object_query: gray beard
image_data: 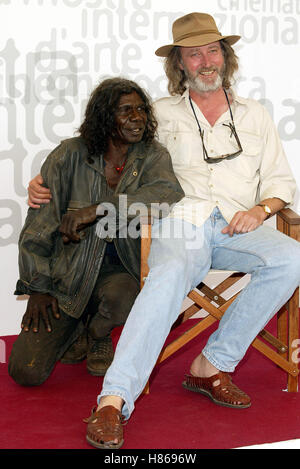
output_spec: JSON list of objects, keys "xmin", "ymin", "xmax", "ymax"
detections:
[
  {"xmin": 188, "ymin": 73, "xmax": 223, "ymax": 93},
  {"xmin": 182, "ymin": 63, "xmax": 225, "ymax": 93}
]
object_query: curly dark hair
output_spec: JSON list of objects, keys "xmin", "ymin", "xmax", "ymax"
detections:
[{"xmin": 78, "ymin": 78, "xmax": 157, "ymax": 159}]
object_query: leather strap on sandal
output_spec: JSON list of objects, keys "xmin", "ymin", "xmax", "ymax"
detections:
[
  {"xmin": 85, "ymin": 405, "xmax": 125, "ymax": 449},
  {"xmin": 183, "ymin": 371, "xmax": 251, "ymax": 409}
]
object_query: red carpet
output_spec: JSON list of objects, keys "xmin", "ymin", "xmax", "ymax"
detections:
[{"xmin": 1, "ymin": 319, "xmax": 300, "ymax": 449}]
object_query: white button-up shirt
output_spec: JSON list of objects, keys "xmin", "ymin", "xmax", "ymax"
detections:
[{"xmin": 154, "ymin": 88, "xmax": 296, "ymax": 226}]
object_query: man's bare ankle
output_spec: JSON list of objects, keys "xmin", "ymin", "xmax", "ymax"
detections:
[
  {"xmin": 97, "ymin": 395, "xmax": 124, "ymax": 412},
  {"xmin": 190, "ymin": 353, "xmax": 219, "ymax": 378}
]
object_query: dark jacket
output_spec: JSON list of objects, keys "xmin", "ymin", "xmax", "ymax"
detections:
[{"xmin": 15, "ymin": 137, "xmax": 184, "ymax": 318}]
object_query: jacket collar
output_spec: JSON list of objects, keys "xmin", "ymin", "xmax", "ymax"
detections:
[{"xmin": 126, "ymin": 141, "xmax": 148, "ymax": 165}]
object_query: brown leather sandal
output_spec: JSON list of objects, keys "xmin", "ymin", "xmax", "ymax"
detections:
[
  {"xmin": 85, "ymin": 405, "xmax": 125, "ymax": 449},
  {"xmin": 182, "ymin": 371, "xmax": 251, "ymax": 409}
]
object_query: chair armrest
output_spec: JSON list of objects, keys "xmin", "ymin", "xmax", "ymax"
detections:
[
  {"xmin": 140, "ymin": 215, "xmax": 154, "ymax": 226},
  {"xmin": 140, "ymin": 216, "xmax": 153, "ymax": 288},
  {"xmin": 277, "ymin": 208, "xmax": 300, "ymax": 242},
  {"xmin": 277, "ymin": 208, "xmax": 300, "ymax": 225}
]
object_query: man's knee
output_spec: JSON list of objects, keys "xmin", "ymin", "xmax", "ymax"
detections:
[
  {"xmin": 277, "ymin": 239, "xmax": 300, "ymax": 278},
  {"xmin": 284, "ymin": 249, "xmax": 300, "ymax": 284},
  {"xmin": 8, "ymin": 353, "xmax": 49, "ymax": 386},
  {"xmin": 7, "ymin": 319, "xmax": 73, "ymax": 386},
  {"xmin": 148, "ymin": 256, "xmax": 194, "ymax": 295},
  {"xmin": 260, "ymin": 238, "xmax": 300, "ymax": 299}
]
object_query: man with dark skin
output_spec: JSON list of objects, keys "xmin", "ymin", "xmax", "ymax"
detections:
[{"xmin": 9, "ymin": 77, "xmax": 183, "ymax": 385}]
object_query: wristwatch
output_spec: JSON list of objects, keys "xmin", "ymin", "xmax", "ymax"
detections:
[{"xmin": 257, "ymin": 203, "xmax": 272, "ymax": 219}]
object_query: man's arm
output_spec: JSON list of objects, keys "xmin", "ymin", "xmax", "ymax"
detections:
[
  {"xmin": 223, "ymin": 104, "xmax": 295, "ymax": 237},
  {"xmin": 222, "ymin": 197, "xmax": 286, "ymax": 237},
  {"xmin": 18, "ymin": 143, "xmax": 71, "ymax": 331},
  {"xmin": 27, "ymin": 173, "xmax": 98, "ymax": 243},
  {"xmin": 59, "ymin": 204, "xmax": 98, "ymax": 242},
  {"xmin": 28, "ymin": 174, "xmax": 51, "ymax": 208}
]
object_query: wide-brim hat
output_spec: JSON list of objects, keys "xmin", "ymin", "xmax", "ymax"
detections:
[{"xmin": 155, "ymin": 12, "xmax": 240, "ymax": 57}]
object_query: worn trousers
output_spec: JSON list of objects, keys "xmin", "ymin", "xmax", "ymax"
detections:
[{"xmin": 8, "ymin": 262, "xmax": 139, "ymax": 386}]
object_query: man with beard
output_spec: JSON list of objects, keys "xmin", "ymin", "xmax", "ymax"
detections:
[{"xmin": 28, "ymin": 13, "xmax": 300, "ymax": 449}]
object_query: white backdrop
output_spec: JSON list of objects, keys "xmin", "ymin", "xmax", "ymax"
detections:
[{"xmin": 1, "ymin": 0, "xmax": 300, "ymax": 336}]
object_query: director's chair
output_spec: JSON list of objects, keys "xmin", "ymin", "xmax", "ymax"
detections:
[{"xmin": 140, "ymin": 208, "xmax": 300, "ymax": 393}]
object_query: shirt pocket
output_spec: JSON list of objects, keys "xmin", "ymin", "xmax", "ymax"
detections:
[
  {"xmin": 230, "ymin": 129, "xmax": 263, "ymax": 180},
  {"xmin": 159, "ymin": 124, "xmax": 202, "ymax": 167}
]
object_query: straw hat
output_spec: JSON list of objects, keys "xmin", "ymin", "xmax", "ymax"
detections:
[{"xmin": 155, "ymin": 12, "xmax": 240, "ymax": 57}]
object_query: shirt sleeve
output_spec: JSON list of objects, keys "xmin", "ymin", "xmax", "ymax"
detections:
[
  {"xmin": 258, "ymin": 107, "xmax": 296, "ymax": 205},
  {"xmin": 15, "ymin": 143, "xmax": 70, "ymax": 296}
]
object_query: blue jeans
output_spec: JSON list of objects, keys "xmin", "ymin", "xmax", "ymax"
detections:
[{"xmin": 98, "ymin": 208, "xmax": 300, "ymax": 419}]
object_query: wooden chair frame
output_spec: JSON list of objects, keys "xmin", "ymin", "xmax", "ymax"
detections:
[{"xmin": 140, "ymin": 208, "xmax": 300, "ymax": 393}]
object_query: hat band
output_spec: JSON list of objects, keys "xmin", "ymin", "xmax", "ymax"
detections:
[{"xmin": 175, "ymin": 29, "xmax": 222, "ymax": 43}]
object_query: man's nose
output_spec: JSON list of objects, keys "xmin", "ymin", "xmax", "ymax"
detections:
[
  {"xmin": 130, "ymin": 108, "xmax": 143, "ymax": 120},
  {"xmin": 200, "ymin": 53, "xmax": 212, "ymax": 68}
]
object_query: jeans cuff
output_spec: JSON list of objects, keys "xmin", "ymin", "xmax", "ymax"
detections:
[
  {"xmin": 201, "ymin": 349, "xmax": 235, "ymax": 373},
  {"xmin": 97, "ymin": 391, "xmax": 132, "ymax": 420}
]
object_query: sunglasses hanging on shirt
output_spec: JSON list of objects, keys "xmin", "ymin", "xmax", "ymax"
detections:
[{"xmin": 189, "ymin": 89, "xmax": 243, "ymax": 164}]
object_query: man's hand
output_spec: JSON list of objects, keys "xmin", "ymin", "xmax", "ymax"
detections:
[
  {"xmin": 222, "ymin": 206, "xmax": 266, "ymax": 237},
  {"xmin": 59, "ymin": 205, "xmax": 98, "ymax": 243},
  {"xmin": 28, "ymin": 174, "xmax": 51, "ymax": 208},
  {"xmin": 21, "ymin": 293, "xmax": 60, "ymax": 333}
]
